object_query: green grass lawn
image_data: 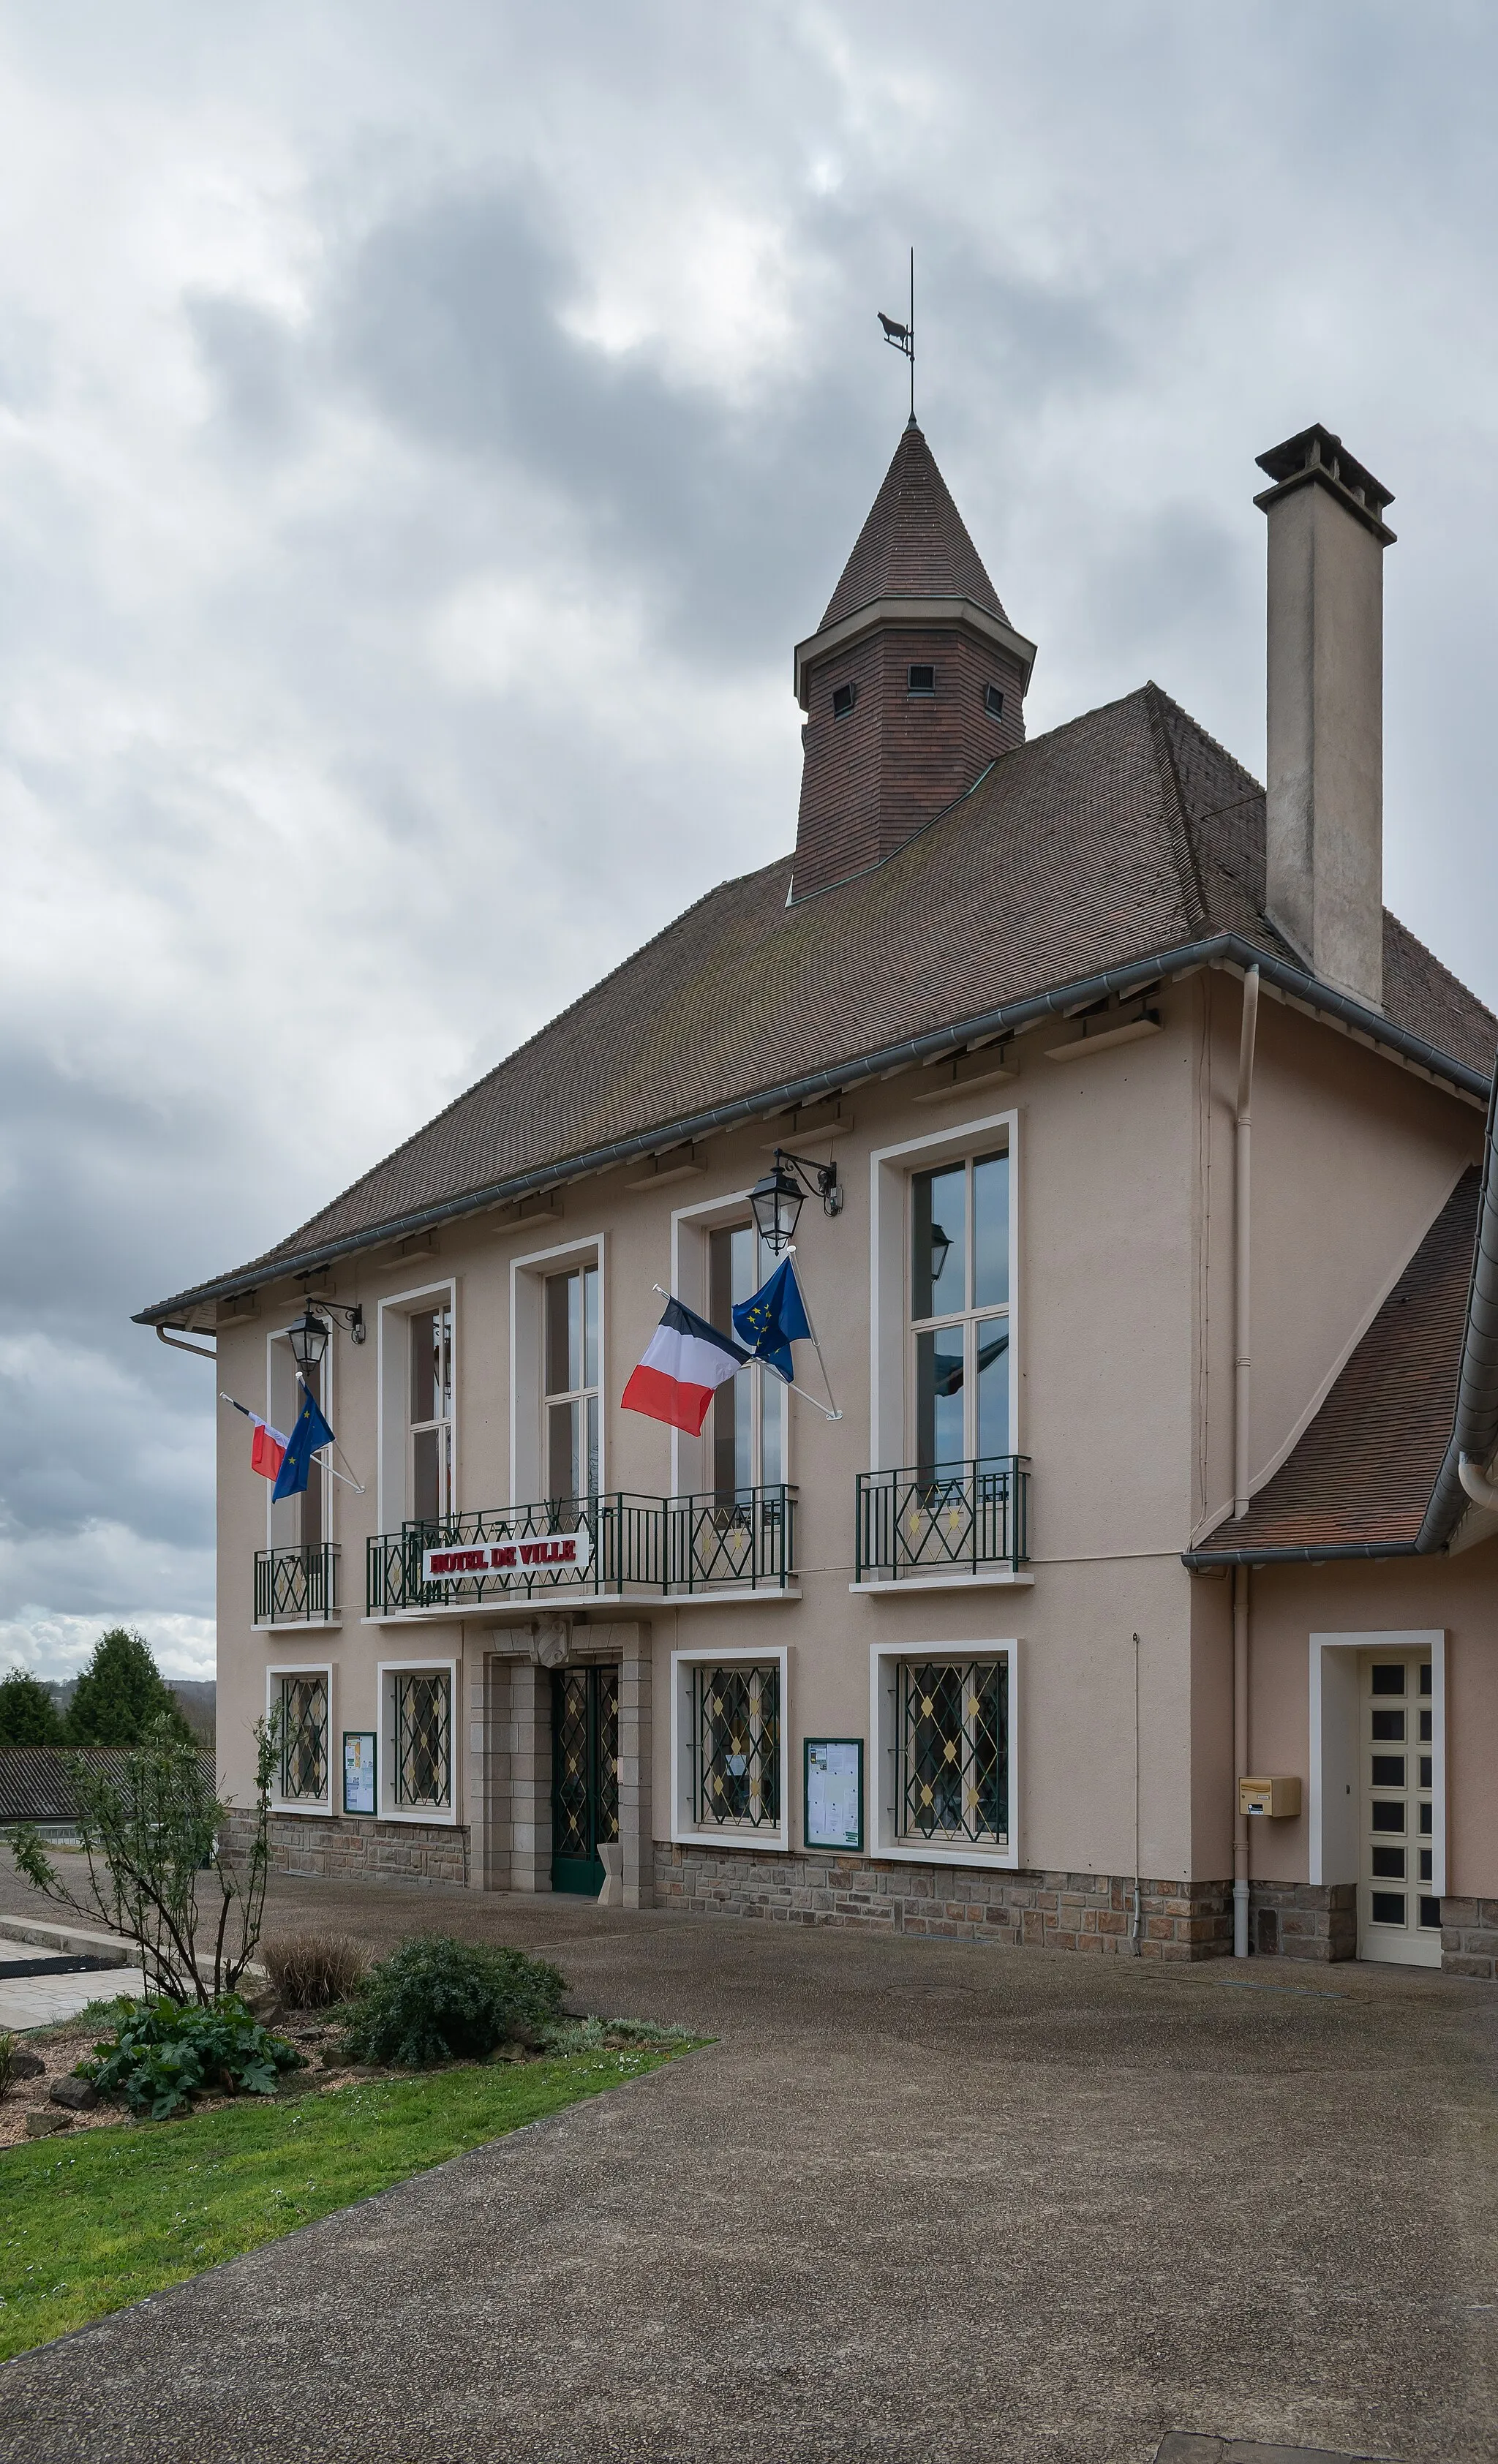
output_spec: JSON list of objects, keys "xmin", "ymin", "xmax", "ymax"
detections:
[{"xmin": 0, "ymin": 2048, "xmax": 682, "ymax": 2364}]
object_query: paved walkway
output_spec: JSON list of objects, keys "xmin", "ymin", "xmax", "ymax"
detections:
[{"xmin": 1, "ymin": 1861, "xmax": 1497, "ymax": 2463}]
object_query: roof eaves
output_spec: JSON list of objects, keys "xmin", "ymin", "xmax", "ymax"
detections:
[
  {"xmin": 1415, "ymin": 1062, "xmax": 1498, "ymax": 1553},
  {"xmin": 136, "ymin": 933, "xmax": 1495, "ymax": 1327}
]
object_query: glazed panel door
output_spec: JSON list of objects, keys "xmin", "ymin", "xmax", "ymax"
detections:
[{"xmin": 1358, "ymin": 1650, "xmax": 1441, "ymax": 1968}]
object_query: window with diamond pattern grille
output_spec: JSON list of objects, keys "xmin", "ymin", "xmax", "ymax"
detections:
[
  {"xmin": 897, "ymin": 1659, "xmax": 1006, "ymax": 1845},
  {"xmin": 694, "ymin": 1662, "xmax": 779, "ymax": 1829},
  {"xmin": 395, "ymin": 1670, "xmax": 451, "ymax": 1809},
  {"xmin": 278, "ymin": 1674, "xmax": 328, "ymax": 1803}
]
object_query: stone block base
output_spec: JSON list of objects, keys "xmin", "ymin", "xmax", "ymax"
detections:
[
  {"xmin": 227, "ymin": 1808, "xmax": 470, "ymax": 1888},
  {"xmin": 1247, "ymin": 1880, "xmax": 1356, "ymax": 1962},
  {"xmin": 655, "ymin": 1844, "xmax": 1232, "ymax": 1959},
  {"xmin": 1441, "ymin": 1896, "xmax": 1498, "ymax": 1978}
]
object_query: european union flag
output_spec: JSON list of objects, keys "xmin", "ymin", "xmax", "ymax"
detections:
[
  {"xmin": 271, "ymin": 1381, "xmax": 336, "ymax": 1502},
  {"xmin": 732, "ymin": 1256, "xmax": 813, "ymax": 1384}
]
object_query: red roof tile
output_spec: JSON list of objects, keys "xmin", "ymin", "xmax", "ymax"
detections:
[{"xmin": 818, "ymin": 423, "xmax": 1008, "ymax": 629}]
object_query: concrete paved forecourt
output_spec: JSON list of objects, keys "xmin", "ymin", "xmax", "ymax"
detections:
[{"xmin": 1, "ymin": 1857, "xmax": 1496, "ymax": 2464}]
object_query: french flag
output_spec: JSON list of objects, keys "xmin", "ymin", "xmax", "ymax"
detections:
[
  {"xmin": 622, "ymin": 1297, "xmax": 748, "ymax": 1436},
  {"xmin": 250, "ymin": 1417, "xmax": 287, "ymax": 1481}
]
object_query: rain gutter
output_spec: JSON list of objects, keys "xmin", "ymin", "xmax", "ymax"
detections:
[
  {"xmin": 1415, "ymin": 1058, "xmax": 1498, "ymax": 1553},
  {"xmin": 135, "ymin": 930, "xmax": 1493, "ymax": 1327}
]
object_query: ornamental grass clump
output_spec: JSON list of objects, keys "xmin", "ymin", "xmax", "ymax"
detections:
[
  {"xmin": 79, "ymin": 1994, "xmax": 306, "ymax": 2120},
  {"xmin": 339, "ymin": 1934, "xmax": 567, "ymax": 2069},
  {"xmin": 263, "ymin": 1930, "xmax": 370, "ymax": 2011}
]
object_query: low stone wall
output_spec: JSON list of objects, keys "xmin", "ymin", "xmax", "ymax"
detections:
[
  {"xmin": 1247, "ymin": 1880, "xmax": 1357, "ymax": 1962},
  {"xmin": 655, "ymin": 1843, "xmax": 1232, "ymax": 1959},
  {"xmin": 227, "ymin": 1808, "xmax": 470, "ymax": 1888},
  {"xmin": 1441, "ymin": 1897, "xmax": 1498, "ymax": 1979}
]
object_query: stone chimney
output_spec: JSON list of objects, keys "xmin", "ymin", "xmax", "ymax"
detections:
[
  {"xmin": 789, "ymin": 423, "xmax": 1036, "ymax": 903},
  {"xmin": 1254, "ymin": 424, "xmax": 1396, "ymax": 1010}
]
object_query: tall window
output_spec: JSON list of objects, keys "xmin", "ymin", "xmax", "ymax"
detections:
[
  {"xmin": 297, "ymin": 1356, "xmax": 325, "ymax": 1550},
  {"xmin": 708, "ymin": 1224, "xmax": 785, "ymax": 1498},
  {"xmin": 910, "ymin": 1150, "xmax": 1009, "ymax": 1469},
  {"xmin": 545, "ymin": 1264, "xmax": 599, "ymax": 1501},
  {"xmin": 409, "ymin": 1306, "xmax": 453, "ymax": 1523}
]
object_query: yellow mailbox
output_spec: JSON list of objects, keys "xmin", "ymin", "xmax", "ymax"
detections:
[{"xmin": 1239, "ymin": 1776, "xmax": 1302, "ymax": 1818}]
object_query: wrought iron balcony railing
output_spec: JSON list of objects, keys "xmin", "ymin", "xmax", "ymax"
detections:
[
  {"xmin": 254, "ymin": 1542, "xmax": 341, "ymax": 1625},
  {"xmin": 367, "ymin": 1494, "xmax": 664, "ymax": 1613},
  {"xmin": 667, "ymin": 1485, "xmax": 796, "ymax": 1593},
  {"xmin": 854, "ymin": 1456, "xmax": 1030, "ymax": 1583},
  {"xmin": 366, "ymin": 1487, "xmax": 799, "ymax": 1613}
]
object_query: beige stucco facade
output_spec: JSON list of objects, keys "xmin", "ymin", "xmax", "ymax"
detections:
[{"xmin": 212, "ymin": 958, "xmax": 1497, "ymax": 1970}]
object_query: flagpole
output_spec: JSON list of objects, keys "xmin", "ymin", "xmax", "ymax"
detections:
[{"xmin": 783, "ymin": 1247, "xmax": 842, "ymax": 1422}]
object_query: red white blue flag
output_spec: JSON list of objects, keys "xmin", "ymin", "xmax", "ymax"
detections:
[{"xmin": 622, "ymin": 1297, "xmax": 748, "ymax": 1436}]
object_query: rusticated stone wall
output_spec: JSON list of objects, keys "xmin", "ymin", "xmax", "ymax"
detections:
[
  {"xmin": 1247, "ymin": 1880, "xmax": 1357, "ymax": 1962},
  {"xmin": 1441, "ymin": 1896, "xmax": 1498, "ymax": 1979},
  {"xmin": 655, "ymin": 1843, "xmax": 1232, "ymax": 1960},
  {"xmin": 226, "ymin": 1807, "xmax": 470, "ymax": 1888}
]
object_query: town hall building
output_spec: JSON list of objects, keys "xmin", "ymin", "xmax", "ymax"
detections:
[{"xmin": 140, "ymin": 414, "xmax": 1498, "ymax": 1975}]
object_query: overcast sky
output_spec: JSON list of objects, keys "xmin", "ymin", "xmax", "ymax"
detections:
[{"xmin": 2, "ymin": 2, "xmax": 1497, "ymax": 1680}]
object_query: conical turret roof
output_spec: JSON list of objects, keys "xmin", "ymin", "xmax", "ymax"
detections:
[{"xmin": 819, "ymin": 421, "xmax": 1007, "ymax": 630}]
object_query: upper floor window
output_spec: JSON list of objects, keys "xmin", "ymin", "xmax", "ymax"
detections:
[
  {"xmin": 410, "ymin": 1305, "xmax": 453, "ymax": 1523},
  {"xmin": 907, "ymin": 663, "xmax": 936, "ymax": 696},
  {"xmin": 707, "ymin": 1224, "xmax": 786, "ymax": 1498},
  {"xmin": 983, "ymin": 682, "xmax": 1005, "ymax": 722},
  {"xmin": 910, "ymin": 1151, "xmax": 1009, "ymax": 1469},
  {"xmin": 270, "ymin": 1335, "xmax": 327, "ymax": 1553},
  {"xmin": 832, "ymin": 680, "xmax": 857, "ymax": 719},
  {"xmin": 546, "ymin": 1264, "xmax": 600, "ymax": 1501}
]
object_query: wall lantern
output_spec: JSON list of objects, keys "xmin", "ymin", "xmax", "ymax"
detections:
[
  {"xmin": 287, "ymin": 1297, "xmax": 364, "ymax": 1375},
  {"xmin": 927, "ymin": 1221, "xmax": 952, "ymax": 1286},
  {"xmin": 749, "ymin": 1149, "xmax": 843, "ymax": 1257}
]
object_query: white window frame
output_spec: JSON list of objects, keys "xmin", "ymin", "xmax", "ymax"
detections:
[
  {"xmin": 869, "ymin": 1108, "xmax": 1020, "ymax": 1477},
  {"xmin": 1309, "ymin": 1630, "xmax": 1446, "ymax": 1897},
  {"xmin": 669, "ymin": 1188, "xmax": 790, "ymax": 1500},
  {"xmin": 266, "ymin": 1660, "xmax": 334, "ymax": 1817},
  {"xmin": 264, "ymin": 1319, "xmax": 334, "ymax": 1552},
  {"xmin": 510, "ymin": 1235, "xmax": 605, "ymax": 1506},
  {"xmin": 868, "ymin": 1638, "xmax": 1020, "ymax": 1870},
  {"xmin": 377, "ymin": 1656, "xmax": 460, "ymax": 1827},
  {"xmin": 376, "ymin": 1278, "xmax": 458, "ymax": 1534},
  {"xmin": 669, "ymin": 1641, "xmax": 789, "ymax": 1853}
]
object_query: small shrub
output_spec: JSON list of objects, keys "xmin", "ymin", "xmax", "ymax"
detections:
[
  {"xmin": 263, "ymin": 1931, "xmax": 370, "ymax": 2011},
  {"xmin": 340, "ymin": 1934, "xmax": 567, "ymax": 2069},
  {"xmin": 78, "ymin": 1994, "xmax": 306, "ymax": 2120},
  {"xmin": 0, "ymin": 2031, "xmax": 14, "ymax": 2098}
]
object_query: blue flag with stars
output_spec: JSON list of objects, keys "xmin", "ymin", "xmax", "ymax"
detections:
[
  {"xmin": 732, "ymin": 1256, "xmax": 813, "ymax": 1384},
  {"xmin": 271, "ymin": 1381, "xmax": 336, "ymax": 1502}
]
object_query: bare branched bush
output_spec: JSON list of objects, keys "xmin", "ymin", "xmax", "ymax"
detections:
[
  {"xmin": 0, "ymin": 2031, "xmax": 15, "ymax": 2098},
  {"xmin": 262, "ymin": 1931, "xmax": 370, "ymax": 2011}
]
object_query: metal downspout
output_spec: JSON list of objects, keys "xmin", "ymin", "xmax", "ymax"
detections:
[{"xmin": 1232, "ymin": 967, "xmax": 1260, "ymax": 1958}]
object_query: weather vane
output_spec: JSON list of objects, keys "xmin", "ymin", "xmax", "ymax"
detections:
[{"xmin": 878, "ymin": 247, "xmax": 914, "ymax": 423}]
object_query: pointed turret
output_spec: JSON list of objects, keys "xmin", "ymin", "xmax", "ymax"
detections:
[{"xmin": 790, "ymin": 423, "xmax": 1036, "ymax": 901}]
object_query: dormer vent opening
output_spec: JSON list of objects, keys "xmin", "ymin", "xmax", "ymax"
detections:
[
  {"xmin": 832, "ymin": 681, "xmax": 857, "ymax": 720},
  {"xmin": 907, "ymin": 663, "xmax": 936, "ymax": 696},
  {"xmin": 983, "ymin": 682, "xmax": 1005, "ymax": 723}
]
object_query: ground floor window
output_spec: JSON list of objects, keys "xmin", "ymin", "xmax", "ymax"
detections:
[
  {"xmin": 379, "ymin": 1662, "xmax": 456, "ymax": 1819},
  {"xmin": 693, "ymin": 1662, "xmax": 780, "ymax": 1831},
  {"xmin": 897, "ymin": 1658, "xmax": 1008, "ymax": 1847},
  {"xmin": 271, "ymin": 1669, "xmax": 331, "ymax": 1809}
]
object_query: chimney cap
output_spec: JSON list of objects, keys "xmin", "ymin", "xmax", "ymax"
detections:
[{"xmin": 1254, "ymin": 423, "xmax": 1396, "ymax": 543}]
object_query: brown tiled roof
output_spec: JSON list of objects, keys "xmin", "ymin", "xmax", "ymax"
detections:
[
  {"xmin": 1192, "ymin": 1168, "xmax": 1480, "ymax": 1557},
  {"xmin": 819, "ymin": 423, "xmax": 1008, "ymax": 629},
  {"xmin": 140, "ymin": 683, "xmax": 1497, "ymax": 1318}
]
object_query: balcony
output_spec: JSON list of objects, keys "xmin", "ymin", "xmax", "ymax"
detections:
[
  {"xmin": 853, "ymin": 1456, "xmax": 1031, "ymax": 1589},
  {"xmin": 667, "ymin": 1485, "xmax": 795, "ymax": 1595},
  {"xmin": 254, "ymin": 1542, "xmax": 341, "ymax": 1627},
  {"xmin": 365, "ymin": 1487, "xmax": 797, "ymax": 1617}
]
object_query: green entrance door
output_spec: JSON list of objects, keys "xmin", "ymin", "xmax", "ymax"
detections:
[{"xmin": 550, "ymin": 1663, "xmax": 620, "ymax": 1894}]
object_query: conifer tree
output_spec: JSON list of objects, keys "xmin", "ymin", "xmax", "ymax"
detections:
[
  {"xmin": 67, "ymin": 1628, "xmax": 192, "ymax": 1749},
  {"xmin": 0, "ymin": 1665, "xmax": 66, "ymax": 1747}
]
